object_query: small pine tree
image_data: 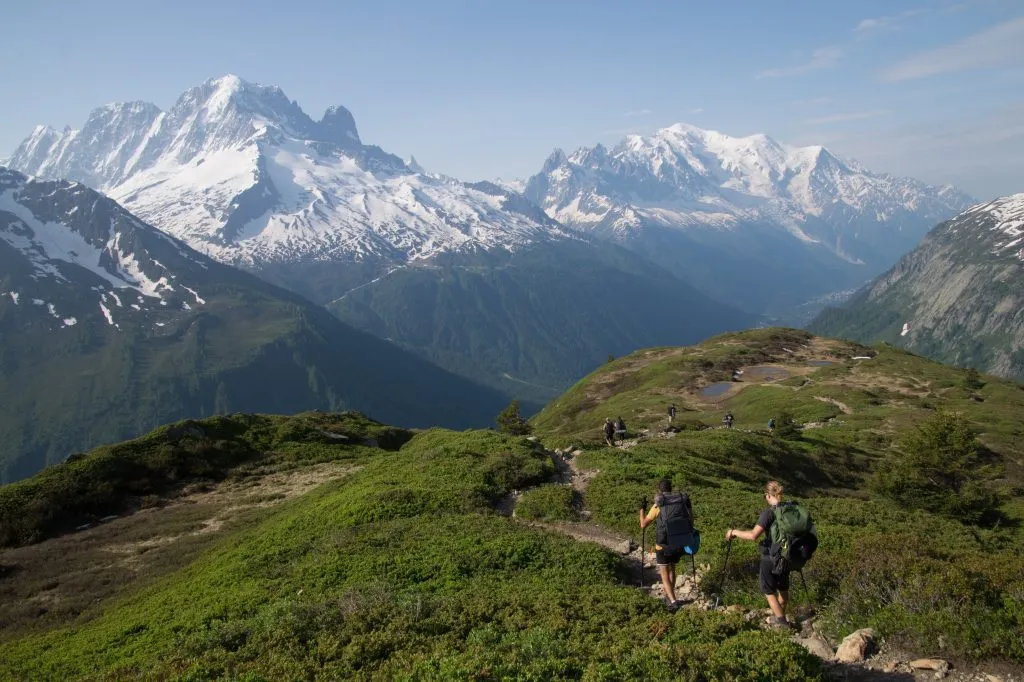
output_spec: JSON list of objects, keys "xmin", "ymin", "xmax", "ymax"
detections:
[
  {"xmin": 774, "ymin": 411, "xmax": 801, "ymax": 439},
  {"xmin": 872, "ymin": 411, "xmax": 1000, "ymax": 523},
  {"xmin": 496, "ymin": 399, "xmax": 533, "ymax": 436},
  {"xmin": 963, "ymin": 368, "xmax": 985, "ymax": 391},
  {"xmin": 607, "ymin": 354, "xmax": 615, "ymax": 364}
]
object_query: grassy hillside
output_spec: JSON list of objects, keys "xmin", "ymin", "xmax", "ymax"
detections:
[
  {"xmin": 1, "ymin": 329, "xmax": 1022, "ymax": 679},
  {"xmin": 532, "ymin": 328, "xmax": 1024, "ymax": 660},
  {"xmin": 0, "ymin": 416, "xmax": 821, "ymax": 681}
]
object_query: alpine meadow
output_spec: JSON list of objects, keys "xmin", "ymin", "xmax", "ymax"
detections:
[{"xmin": 2, "ymin": 2, "xmax": 1024, "ymax": 681}]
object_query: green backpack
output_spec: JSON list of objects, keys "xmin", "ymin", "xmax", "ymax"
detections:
[{"xmin": 768, "ymin": 501, "xmax": 817, "ymax": 573}]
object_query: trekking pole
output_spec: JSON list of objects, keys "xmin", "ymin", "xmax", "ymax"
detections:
[
  {"xmin": 639, "ymin": 497, "xmax": 648, "ymax": 589},
  {"xmin": 711, "ymin": 537, "xmax": 733, "ymax": 609},
  {"xmin": 798, "ymin": 569, "xmax": 810, "ymax": 603}
]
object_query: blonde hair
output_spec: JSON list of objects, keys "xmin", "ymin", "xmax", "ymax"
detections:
[{"xmin": 764, "ymin": 481, "xmax": 784, "ymax": 497}]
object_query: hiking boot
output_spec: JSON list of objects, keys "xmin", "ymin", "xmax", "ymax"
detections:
[
  {"xmin": 666, "ymin": 599, "xmax": 680, "ymax": 613},
  {"xmin": 766, "ymin": 616, "xmax": 792, "ymax": 630}
]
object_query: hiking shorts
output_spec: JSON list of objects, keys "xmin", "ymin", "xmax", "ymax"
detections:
[
  {"xmin": 759, "ymin": 555, "xmax": 790, "ymax": 594},
  {"xmin": 656, "ymin": 546, "xmax": 685, "ymax": 566}
]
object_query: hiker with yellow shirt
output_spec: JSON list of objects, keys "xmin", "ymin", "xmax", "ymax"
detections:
[{"xmin": 639, "ymin": 478, "xmax": 698, "ymax": 611}]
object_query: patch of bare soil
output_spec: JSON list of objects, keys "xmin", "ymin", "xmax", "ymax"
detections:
[
  {"xmin": 816, "ymin": 396, "xmax": 853, "ymax": 414},
  {"xmin": 0, "ymin": 460, "xmax": 358, "ymax": 640}
]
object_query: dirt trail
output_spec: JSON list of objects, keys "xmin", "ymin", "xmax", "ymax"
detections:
[{"xmin": 816, "ymin": 395, "xmax": 853, "ymax": 414}]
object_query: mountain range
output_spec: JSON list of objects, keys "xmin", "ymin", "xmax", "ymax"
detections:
[
  {"xmin": 811, "ymin": 194, "xmax": 1024, "ymax": 381},
  {"xmin": 6, "ymin": 74, "xmax": 980, "ymax": 401},
  {"xmin": 0, "ymin": 167, "xmax": 512, "ymax": 482},
  {"xmin": 523, "ymin": 124, "xmax": 974, "ymax": 318},
  {"xmin": 7, "ymin": 76, "xmax": 754, "ymax": 400}
]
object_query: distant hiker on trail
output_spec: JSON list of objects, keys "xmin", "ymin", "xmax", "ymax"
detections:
[
  {"xmin": 768, "ymin": 418, "xmax": 776, "ymax": 434},
  {"xmin": 603, "ymin": 418, "xmax": 615, "ymax": 447},
  {"xmin": 668, "ymin": 404, "xmax": 677, "ymax": 423},
  {"xmin": 723, "ymin": 412, "xmax": 734, "ymax": 429},
  {"xmin": 640, "ymin": 478, "xmax": 697, "ymax": 612},
  {"xmin": 615, "ymin": 417, "xmax": 627, "ymax": 442},
  {"xmin": 725, "ymin": 481, "xmax": 817, "ymax": 630}
]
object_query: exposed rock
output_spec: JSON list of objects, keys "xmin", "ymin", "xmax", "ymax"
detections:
[
  {"xmin": 983, "ymin": 674, "xmax": 1003, "ymax": 682},
  {"xmin": 615, "ymin": 540, "xmax": 633, "ymax": 555},
  {"xmin": 724, "ymin": 604, "xmax": 746, "ymax": 615},
  {"xmin": 835, "ymin": 628, "xmax": 876, "ymax": 663},
  {"xmin": 571, "ymin": 449, "xmax": 583, "ymax": 457},
  {"xmin": 794, "ymin": 636, "xmax": 834, "ymax": 661},
  {"xmin": 909, "ymin": 658, "xmax": 949, "ymax": 678}
]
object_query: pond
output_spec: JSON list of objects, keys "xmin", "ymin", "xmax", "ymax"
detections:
[
  {"xmin": 743, "ymin": 365, "xmax": 792, "ymax": 381},
  {"xmin": 701, "ymin": 382, "xmax": 733, "ymax": 398},
  {"xmin": 808, "ymin": 360, "xmax": 835, "ymax": 367}
]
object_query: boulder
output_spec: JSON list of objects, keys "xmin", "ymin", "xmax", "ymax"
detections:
[
  {"xmin": 795, "ymin": 636, "xmax": 834, "ymax": 661},
  {"xmin": 835, "ymin": 628, "xmax": 876, "ymax": 663},
  {"xmin": 909, "ymin": 659, "xmax": 949, "ymax": 678}
]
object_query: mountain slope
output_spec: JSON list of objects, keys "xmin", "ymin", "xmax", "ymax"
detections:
[
  {"xmin": 810, "ymin": 194, "xmax": 1024, "ymax": 380},
  {"xmin": 8, "ymin": 77, "xmax": 753, "ymax": 398},
  {"xmin": 524, "ymin": 124, "xmax": 973, "ymax": 318},
  {"xmin": 329, "ymin": 229, "xmax": 753, "ymax": 402},
  {"xmin": 0, "ymin": 168, "xmax": 510, "ymax": 482}
]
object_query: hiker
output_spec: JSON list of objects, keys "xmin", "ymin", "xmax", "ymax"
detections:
[
  {"xmin": 723, "ymin": 412, "xmax": 734, "ymax": 429},
  {"xmin": 640, "ymin": 478, "xmax": 697, "ymax": 611},
  {"xmin": 768, "ymin": 418, "xmax": 776, "ymax": 434},
  {"xmin": 615, "ymin": 416, "xmax": 627, "ymax": 442},
  {"xmin": 668, "ymin": 404, "xmax": 677, "ymax": 423},
  {"xmin": 725, "ymin": 481, "xmax": 817, "ymax": 630},
  {"xmin": 603, "ymin": 418, "xmax": 615, "ymax": 447}
]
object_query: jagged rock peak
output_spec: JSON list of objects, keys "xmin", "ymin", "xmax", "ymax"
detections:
[{"xmin": 320, "ymin": 104, "xmax": 361, "ymax": 145}]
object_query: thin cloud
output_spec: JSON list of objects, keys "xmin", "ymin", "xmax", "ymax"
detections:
[
  {"xmin": 757, "ymin": 46, "xmax": 842, "ymax": 79},
  {"xmin": 881, "ymin": 16, "xmax": 1024, "ymax": 81},
  {"xmin": 792, "ymin": 96, "xmax": 833, "ymax": 107},
  {"xmin": 623, "ymin": 109, "xmax": 652, "ymax": 118},
  {"xmin": 853, "ymin": 8, "xmax": 927, "ymax": 35},
  {"xmin": 802, "ymin": 110, "xmax": 889, "ymax": 125},
  {"xmin": 688, "ymin": 107, "xmax": 704, "ymax": 115}
]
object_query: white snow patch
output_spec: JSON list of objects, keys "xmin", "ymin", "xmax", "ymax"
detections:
[
  {"xmin": 901, "ymin": 322, "xmax": 911, "ymax": 337},
  {"xmin": 62, "ymin": 317, "xmax": 77, "ymax": 326},
  {"xmin": 99, "ymin": 301, "xmax": 115, "ymax": 326},
  {"xmin": 47, "ymin": 303, "xmax": 58, "ymax": 317},
  {"xmin": 32, "ymin": 298, "xmax": 44, "ymax": 305},
  {"xmin": 182, "ymin": 301, "xmax": 191, "ymax": 311},
  {"xmin": 181, "ymin": 285, "xmax": 206, "ymax": 305},
  {"xmin": 6, "ymin": 292, "xmax": 18, "ymax": 305}
]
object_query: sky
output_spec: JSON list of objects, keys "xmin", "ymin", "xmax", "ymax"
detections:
[{"xmin": 1, "ymin": 0, "xmax": 1022, "ymax": 198}]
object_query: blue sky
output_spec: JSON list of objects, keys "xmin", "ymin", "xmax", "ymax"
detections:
[{"xmin": 1, "ymin": 0, "xmax": 1022, "ymax": 198}]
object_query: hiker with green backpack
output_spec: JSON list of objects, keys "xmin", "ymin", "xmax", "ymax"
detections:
[{"xmin": 725, "ymin": 481, "xmax": 817, "ymax": 629}]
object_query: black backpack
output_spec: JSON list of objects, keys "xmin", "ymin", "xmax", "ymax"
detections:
[{"xmin": 655, "ymin": 492, "xmax": 696, "ymax": 551}]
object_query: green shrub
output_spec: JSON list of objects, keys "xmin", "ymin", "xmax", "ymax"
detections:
[
  {"xmin": 872, "ymin": 411, "xmax": 1001, "ymax": 523},
  {"xmin": 517, "ymin": 485, "xmax": 580, "ymax": 522}
]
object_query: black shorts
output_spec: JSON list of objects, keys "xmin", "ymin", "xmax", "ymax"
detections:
[
  {"xmin": 656, "ymin": 546, "xmax": 685, "ymax": 566},
  {"xmin": 759, "ymin": 555, "xmax": 790, "ymax": 594}
]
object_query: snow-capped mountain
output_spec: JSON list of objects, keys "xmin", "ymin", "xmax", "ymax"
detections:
[
  {"xmin": 0, "ymin": 167, "xmax": 215, "ymax": 330},
  {"xmin": 523, "ymin": 123, "xmax": 974, "ymax": 317},
  {"xmin": 812, "ymin": 193, "xmax": 1024, "ymax": 381},
  {"xmin": 0, "ymin": 167, "xmax": 513, "ymax": 482},
  {"xmin": 8, "ymin": 75, "xmax": 566, "ymax": 288},
  {"xmin": 6, "ymin": 77, "xmax": 756, "ymax": 401}
]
